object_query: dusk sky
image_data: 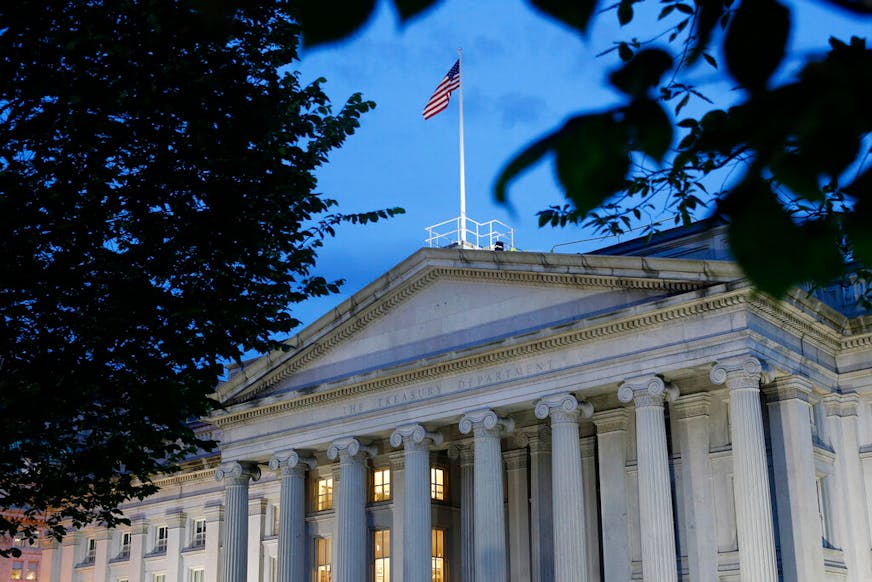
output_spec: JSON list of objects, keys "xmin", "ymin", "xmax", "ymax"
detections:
[{"xmin": 285, "ymin": 0, "xmax": 869, "ymax": 329}]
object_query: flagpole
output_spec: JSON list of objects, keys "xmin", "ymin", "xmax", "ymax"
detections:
[{"xmin": 457, "ymin": 47, "xmax": 467, "ymax": 246}]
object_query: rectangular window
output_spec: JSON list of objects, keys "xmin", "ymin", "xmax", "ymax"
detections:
[
  {"xmin": 432, "ymin": 529, "xmax": 445, "ymax": 582},
  {"xmin": 192, "ymin": 518, "xmax": 207, "ymax": 547},
  {"xmin": 817, "ymin": 475, "xmax": 835, "ymax": 547},
  {"xmin": 153, "ymin": 575, "xmax": 166, "ymax": 582},
  {"xmin": 119, "ymin": 531, "xmax": 131, "ymax": 558},
  {"xmin": 11, "ymin": 561, "xmax": 23, "ymax": 580},
  {"xmin": 272, "ymin": 505, "xmax": 281, "ymax": 536},
  {"xmin": 155, "ymin": 525, "xmax": 168, "ymax": 553},
  {"xmin": 315, "ymin": 477, "xmax": 334, "ymax": 511},
  {"xmin": 25, "ymin": 562, "xmax": 38, "ymax": 580},
  {"xmin": 372, "ymin": 467, "xmax": 391, "ymax": 502},
  {"xmin": 314, "ymin": 537, "xmax": 331, "ymax": 582},
  {"xmin": 373, "ymin": 529, "xmax": 390, "ymax": 582},
  {"xmin": 86, "ymin": 537, "xmax": 97, "ymax": 562},
  {"xmin": 431, "ymin": 467, "xmax": 446, "ymax": 501},
  {"xmin": 117, "ymin": 578, "xmax": 129, "ymax": 582},
  {"xmin": 190, "ymin": 568, "xmax": 205, "ymax": 582}
]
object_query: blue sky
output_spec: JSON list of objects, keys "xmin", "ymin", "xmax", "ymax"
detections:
[{"xmin": 286, "ymin": 0, "xmax": 869, "ymax": 329}]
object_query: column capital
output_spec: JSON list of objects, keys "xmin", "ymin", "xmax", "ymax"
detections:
[
  {"xmin": 204, "ymin": 503, "xmax": 223, "ymax": 524},
  {"xmin": 503, "ymin": 448, "xmax": 528, "ymax": 470},
  {"xmin": 823, "ymin": 392, "xmax": 861, "ymax": 417},
  {"xmin": 534, "ymin": 393, "xmax": 593, "ymax": 424},
  {"xmin": 618, "ymin": 376, "xmax": 678, "ymax": 408},
  {"xmin": 459, "ymin": 408, "xmax": 514, "ymax": 437},
  {"xmin": 592, "ymin": 408, "xmax": 629, "ymax": 433},
  {"xmin": 762, "ymin": 376, "xmax": 813, "ymax": 403},
  {"xmin": 710, "ymin": 356, "xmax": 770, "ymax": 390},
  {"xmin": 215, "ymin": 461, "xmax": 261, "ymax": 484},
  {"xmin": 390, "ymin": 423, "xmax": 443, "ymax": 449},
  {"xmin": 671, "ymin": 392, "xmax": 713, "ymax": 420},
  {"xmin": 164, "ymin": 509, "xmax": 186, "ymax": 529},
  {"xmin": 268, "ymin": 449, "xmax": 316, "ymax": 473},
  {"xmin": 96, "ymin": 528, "xmax": 114, "ymax": 541},
  {"xmin": 326, "ymin": 437, "xmax": 377, "ymax": 462}
]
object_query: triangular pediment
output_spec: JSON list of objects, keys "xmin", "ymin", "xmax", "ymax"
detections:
[{"xmin": 216, "ymin": 248, "xmax": 740, "ymax": 405}]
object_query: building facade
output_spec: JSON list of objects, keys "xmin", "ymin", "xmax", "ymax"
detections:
[{"xmin": 44, "ymin": 223, "xmax": 872, "ymax": 582}]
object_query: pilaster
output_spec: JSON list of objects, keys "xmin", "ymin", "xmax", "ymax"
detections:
[
  {"xmin": 247, "ymin": 498, "xmax": 267, "ymax": 582},
  {"xmin": 38, "ymin": 537, "xmax": 61, "ymax": 582},
  {"xmin": 593, "ymin": 408, "xmax": 631, "ymax": 582},
  {"xmin": 618, "ymin": 376, "xmax": 679, "ymax": 582},
  {"xmin": 215, "ymin": 460, "xmax": 261, "ymax": 582},
  {"xmin": 459, "ymin": 409, "xmax": 513, "ymax": 582},
  {"xmin": 520, "ymin": 425, "xmax": 553, "ymax": 582},
  {"xmin": 93, "ymin": 528, "xmax": 112, "ymax": 582},
  {"xmin": 503, "ymin": 448, "xmax": 531, "ymax": 582},
  {"xmin": 534, "ymin": 393, "xmax": 593, "ymax": 582},
  {"xmin": 458, "ymin": 443, "xmax": 475, "ymax": 582},
  {"xmin": 203, "ymin": 504, "xmax": 223, "ymax": 582},
  {"xmin": 763, "ymin": 377, "xmax": 825, "ymax": 582},
  {"xmin": 388, "ymin": 450, "xmax": 406, "ymax": 582},
  {"xmin": 164, "ymin": 510, "xmax": 185, "ymax": 582},
  {"xmin": 327, "ymin": 437, "xmax": 376, "ymax": 582},
  {"xmin": 710, "ymin": 356, "xmax": 778, "ymax": 582},
  {"xmin": 59, "ymin": 534, "xmax": 76, "ymax": 582}
]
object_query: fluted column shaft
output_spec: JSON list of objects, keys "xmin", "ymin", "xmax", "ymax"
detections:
[
  {"xmin": 459, "ymin": 445, "xmax": 475, "ymax": 582},
  {"xmin": 764, "ymin": 378, "xmax": 824, "ymax": 582},
  {"xmin": 215, "ymin": 461, "xmax": 260, "ymax": 582},
  {"xmin": 270, "ymin": 450, "xmax": 316, "ymax": 582},
  {"xmin": 711, "ymin": 357, "xmax": 778, "ymax": 582},
  {"xmin": 391, "ymin": 424, "xmax": 443, "ymax": 582},
  {"xmin": 618, "ymin": 377, "xmax": 678, "ymax": 582},
  {"xmin": 535, "ymin": 394, "xmax": 592, "ymax": 582},
  {"xmin": 328, "ymin": 438, "xmax": 375, "ymax": 582},
  {"xmin": 592, "ymin": 409, "xmax": 631, "ymax": 582},
  {"xmin": 460, "ymin": 409, "xmax": 513, "ymax": 582}
]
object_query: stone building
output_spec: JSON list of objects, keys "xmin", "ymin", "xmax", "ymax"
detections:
[{"xmin": 44, "ymin": 221, "xmax": 872, "ymax": 582}]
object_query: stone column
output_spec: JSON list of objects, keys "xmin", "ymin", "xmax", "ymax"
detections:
[
  {"xmin": 764, "ymin": 377, "xmax": 825, "ymax": 582},
  {"xmin": 458, "ymin": 443, "xmax": 475, "ymax": 582},
  {"xmin": 824, "ymin": 393, "xmax": 872, "ymax": 582},
  {"xmin": 503, "ymin": 448, "xmax": 531, "ymax": 582},
  {"xmin": 391, "ymin": 424, "xmax": 443, "ymax": 582},
  {"xmin": 671, "ymin": 393, "xmax": 718, "ymax": 582},
  {"xmin": 93, "ymin": 529, "xmax": 111, "ymax": 582},
  {"xmin": 710, "ymin": 357, "xmax": 778, "ymax": 582},
  {"xmin": 215, "ymin": 461, "xmax": 261, "ymax": 582},
  {"xmin": 270, "ymin": 450, "xmax": 316, "ymax": 582},
  {"xmin": 166, "ymin": 510, "xmax": 185, "ymax": 582},
  {"xmin": 618, "ymin": 376, "xmax": 679, "ymax": 582},
  {"xmin": 204, "ymin": 504, "xmax": 223, "ymax": 582},
  {"xmin": 327, "ymin": 437, "xmax": 376, "ymax": 582},
  {"xmin": 459, "ymin": 409, "xmax": 513, "ymax": 582},
  {"xmin": 388, "ymin": 450, "xmax": 406, "ymax": 582},
  {"xmin": 593, "ymin": 409, "xmax": 631, "ymax": 582},
  {"xmin": 38, "ymin": 537, "xmax": 60, "ymax": 582},
  {"xmin": 534, "ymin": 393, "xmax": 593, "ymax": 582},
  {"xmin": 523, "ymin": 426, "xmax": 554, "ymax": 582}
]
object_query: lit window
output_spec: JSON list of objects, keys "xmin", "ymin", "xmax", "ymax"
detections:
[
  {"xmin": 372, "ymin": 468, "xmax": 391, "ymax": 502},
  {"xmin": 431, "ymin": 467, "xmax": 446, "ymax": 501},
  {"xmin": 315, "ymin": 477, "xmax": 334, "ymax": 511},
  {"xmin": 119, "ymin": 531, "xmax": 131, "ymax": 558},
  {"xmin": 86, "ymin": 537, "xmax": 97, "ymax": 562},
  {"xmin": 25, "ymin": 562, "xmax": 38, "ymax": 580},
  {"xmin": 192, "ymin": 518, "xmax": 206, "ymax": 547},
  {"xmin": 373, "ymin": 529, "xmax": 390, "ymax": 582},
  {"xmin": 314, "ymin": 537, "xmax": 331, "ymax": 582},
  {"xmin": 155, "ymin": 526, "xmax": 168, "ymax": 553},
  {"xmin": 432, "ymin": 529, "xmax": 445, "ymax": 582},
  {"xmin": 11, "ymin": 561, "xmax": 23, "ymax": 580},
  {"xmin": 190, "ymin": 568, "xmax": 205, "ymax": 582}
]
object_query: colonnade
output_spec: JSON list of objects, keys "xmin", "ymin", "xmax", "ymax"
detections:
[{"xmin": 212, "ymin": 355, "xmax": 860, "ymax": 582}]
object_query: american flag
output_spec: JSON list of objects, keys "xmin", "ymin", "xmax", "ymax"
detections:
[{"xmin": 423, "ymin": 60, "xmax": 461, "ymax": 120}]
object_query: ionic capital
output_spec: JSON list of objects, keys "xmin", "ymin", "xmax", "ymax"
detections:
[
  {"xmin": 389, "ymin": 423, "xmax": 443, "ymax": 450},
  {"xmin": 326, "ymin": 437, "xmax": 377, "ymax": 462},
  {"xmin": 761, "ymin": 376, "xmax": 813, "ymax": 404},
  {"xmin": 534, "ymin": 393, "xmax": 593, "ymax": 424},
  {"xmin": 618, "ymin": 376, "xmax": 678, "ymax": 408},
  {"xmin": 458, "ymin": 408, "xmax": 514, "ymax": 438},
  {"xmin": 670, "ymin": 393, "xmax": 712, "ymax": 420},
  {"xmin": 591, "ymin": 408, "xmax": 629, "ymax": 433},
  {"xmin": 215, "ymin": 461, "xmax": 261, "ymax": 484},
  {"xmin": 710, "ymin": 356, "xmax": 769, "ymax": 391},
  {"xmin": 268, "ymin": 449, "xmax": 316, "ymax": 474},
  {"xmin": 823, "ymin": 392, "xmax": 861, "ymax": 418}
]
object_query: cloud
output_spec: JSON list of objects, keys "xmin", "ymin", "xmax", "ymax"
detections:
[{"xmin": 496, "ymin": 93, "xmax": 548, "ymax": 129}]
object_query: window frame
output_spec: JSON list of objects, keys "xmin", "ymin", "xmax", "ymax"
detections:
[
  {"xmin": 371, "ymin": 466, "xmax": 391, "ymax": 503},
  {"xmin": 430, "ymin": 465, "xmax": 448, "ymax": 502},
  {"xmin": 372, "ymin": 528, "xmax": 390, "ymax": 582},
  {"xmin": 313, "ymin": 476, "xmax": 334, "ymax": 512},
  {"xmin": 154, "ymin": 525, "xmax": 168, "ymax": 553},
  {"xmin": 431, "ymin": 528, "xmax": 446, "ymax": 582},
  {"xmin": 192, "ymin": 518, "xmax": 207, "ymax": 548},
  {"xmin": 313, "ymin": 536, "xmax": 331, "ymax": 582}
]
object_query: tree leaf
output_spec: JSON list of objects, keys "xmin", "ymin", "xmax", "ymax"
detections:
[
  {"xmin": 724, "ymin": 0, "xmax": 790, "ymax": 91},
  {"xmin": 703, "ymin": 52, "xmax": 718, "ymax": 69},
  {"xmin": 624, "ymin": 98, "xmax": 673, "ymax": 162},
  {"xmin": 392, "ymin": 0, "xmax": 440, "ymax": 21},
  {"xmin": 527, "ymin": 0, "xmax": 600, "ymax": 35},
  {"xmin": 618, "ymin": 0, "xmax": 634, "ymax": 25},
  {"xmin": 618, "ymin": 42, "xmax": 635, "ymax": 62},
  {"xmin": 495, "ymin": 132, "xmax": 559, "ymax": 203},
  {"xmin": 295, "ymin": 1, "xmax": 377, "ymax": 47},
  {"xmin": 609, "ymin": 48, "xmax": 674, "ymax": 97}
]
